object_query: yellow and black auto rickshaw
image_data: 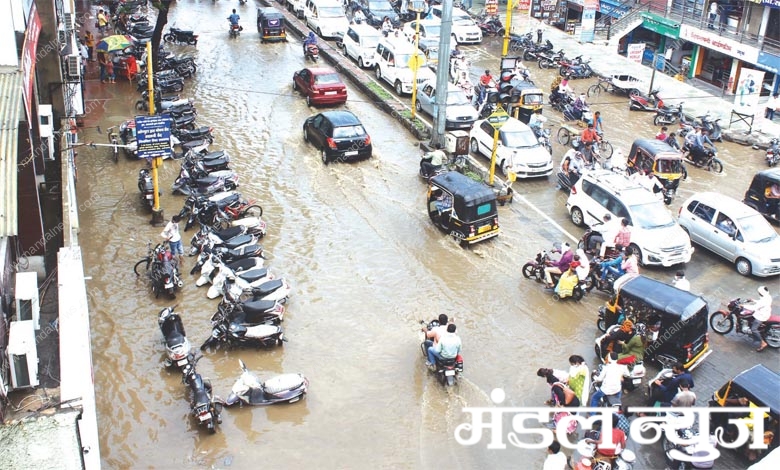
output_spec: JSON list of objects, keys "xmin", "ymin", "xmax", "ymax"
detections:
[
  {"xmin": 709, "ymin": 364, "xmax": 780, "ymax": 463},
  {"xmin": 597, "ymin": 274, "xmax": 712, "ymax": 371},
  {"xmin": 256, "ymin": 7, "xmax": 287, "ymax": 42},
  {"xmin": 626, "ymin": 138, "xmax": 684, "ymax": 205},
  {"xmin": 506, "ymin": 81, "xmax": 544, "ymax": 125},
  {"xmin": 427, "ymin": 171, "xmax": 500, "ymax": 246},
  {"xmin": 743, "ymin": 167, "xmax": 780, "ymax": 224}
]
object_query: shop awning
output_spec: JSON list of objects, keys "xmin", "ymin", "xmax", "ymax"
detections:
[{"xmin": 0, "ymin": 69, "xmax": 23, "ymax": 237}]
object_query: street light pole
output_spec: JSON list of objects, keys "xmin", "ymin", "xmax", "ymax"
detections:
[
  {"xmin": 502, "ymin": 0, "xmax": 514, "ymax": 57},
  {"xmin": 410, "ymin": 3, "xmax": 425, "ymax": 119},
  {"xmin": 431, "ymin": 0, "xmax": 455, "ymax": 147}
]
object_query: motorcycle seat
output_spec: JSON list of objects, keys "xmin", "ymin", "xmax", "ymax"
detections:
[
  {"xmin": 604, "ymin": 393, "xmax": 622, "ymax": 407},
  {"xmin": 244, "ymin": 323, "xmax": 280, "ymax": 339},
  {"xmin": 222, "ymin": 234, "xmax": 254, "ymax": 250},
  {"xmin": 200, "ymin": 150, "xmax": 227, "ymax": 160},
  {"xmin": 263, "ymin": 373, "xmax": 306, "ymax": 395},
  {"xmin": 167, "ymin": 104, "xmax": 195, "ymax": 115},
  {"xmin": 437, "ymin": 357, "xmax": 457, "ymax": 367},
  {"xmin": 241, "ymin": 298, "xmax": 276, "ymax": 315},
  {"xmin": 226, "ymin": 256, "xmax": 259, "ymax": 272},
  {"xmin": 251, "ymin": 279, "xmax": 283, "ymax": 297},
  {"xmin": 165, "ymin": 332, "xmax": 186, "ymax": 349},
  {"xmin": 214, "ymin": 194, "xmax": 241, "ymax": 208},
  {"xmin": 201, "ymin": 157, "xmax": 230, "ymax": 169},
  {"xmin": 193, "ymin": 176, "xmax": 220, "ymax": 186},
  {"xmin": 224, "ymin": 244, "xmax": 262, "ymax": 258},
  {"xmin": 214, "ymin": 226, "xmax": 243, "ymax": 240},
  {"xmin": 181, "ymin": 139, "xmax": 207, "ymax": 151},
  {"xmin": 172, "ymin": 28, "xmax": 194, "ymax": 35},
  {"xmin": 237, "ymin": 267, "xmax": 269, "ymax": 283}
]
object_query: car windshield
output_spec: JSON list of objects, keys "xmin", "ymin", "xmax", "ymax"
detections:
[
  {"xmin": 314, "ymin": 73, "xmax": 341, "ymax": 85},
  {"xmin": 396, "ymin": 54, "xmax": 427, "ymax": 68},
  {"xmin": 319, "ymin": 7, "xmax": 345, "ymax": 18},
  {"xmin": 368, "ymin": 1, "xmax": 392, "ymax": 10},
  {"xmin": 501, "ymin": 128, "xmax": 539, "ymax": 148},
  {"xmin": 657, "ymin": 158, "xmax": 683, "ymax": 173},
  {"xmin": 737, "ymin": 214, "xmax": 778, "ymax": 243},
  {"xmin": 333, "ymin": 124, "xmax": 366, "ymax": 138},
  {"xmin": 423, "ymin": 25, "xmax": 441, "ymax": 36},
  {"xmin": 629, "ymin": 202, "xmax": 676, "ymax": 229},
  {"xmin": 452, "ymin": 12, "xmax": 473, "ymax": 23},
  {"xmin": 447, "ymin": 91, "xmax": 470, "ymax": 106}
]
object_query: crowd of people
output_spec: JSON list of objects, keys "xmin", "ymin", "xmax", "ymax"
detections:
[{"xmin": 78, "ymin": 6, "xmax": 139, "ymax": 84}]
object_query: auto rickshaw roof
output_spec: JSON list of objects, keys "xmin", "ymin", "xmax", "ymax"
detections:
[
  {"xmin": 629, "ymin": 138, "xmax": 682, "ymax": 159},
  {"xmin": 431, "ymin": 171, "xmax": 496, "ymax": 211},
  {"xmin": 257, "ymin": 7, "xmax": 284, "ymax": 18},
  {"xmin": 511, "ymin": 80, "xmax": 543, "ymax": 94},
  {"xmin": 731, "ymin": 364, "xmax": 780, "ymax": 416},
  {"xmin": 617, "ymin": 274, "xmax": 706, "ymax": 321},
  {"xmin": 753, "ymin": 167, "xmax": 780, "ymax": 185}
]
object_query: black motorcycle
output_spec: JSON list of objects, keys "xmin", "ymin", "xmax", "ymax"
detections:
[
  {"xmin": 164, "ymin": 27, "xmax": 199, "ymax": 46},
  {"xmin": 764, "ymin": 138, "xmax": 779, "ymax": 167},
  {"xmin": 212, "ymin": 296, "xmax": 285, "ymax": 327},
  {"xmin": 172, "ymin": 126, "xmax": 213, "ymax": 143},
  {"xmin": 653, "ymin": 102, "xmax": 685, "ymax": 126},
  {"xmin": 681, "ymin": 143, "xmax": 723, "ymax": 173},
  {"xmin": 158, "ymin": 306, "xmax": 194, "ymax": 369},
  {"xmin": 537, "ymin": 49, "xmax": 565, "ymax": 70},
  {"xmin": 182, "ymin": 363, "xmax": 223, "ymax": 433},
  {"xmin": 137, "ymin": 168, "xmax": 156, "ymax": 209},
  {"xmin": 200, "ymin": 319, "xmax": 285, "ymax": 351},
  {"xmin": 587, "ymin": 258, "xmax": 619, "ymax": 296},
  {"xmin": 420, "ymin": 320, "xmax": 463, "ymax": 387},
  {"xmin": 522, "ymin": 39, "xmax": 553, "ymax": 62},
  {"xmin": 698, "ymin": 114, "xmax": 722, "ymax": 142},
  {"xmin": 477, "ymin": 16, "xmax": 504, "ymax": 37}
]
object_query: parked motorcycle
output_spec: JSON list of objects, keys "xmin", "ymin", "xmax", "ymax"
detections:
[
  {"xmin": 158, "ymin": 306, "xmax": 194, "ymax": 369},
  {"xmin": 225, "ymin": 360, "xmax": 307, "ymax": 407},
  {"xmin": 629, "ymin": 89, "xmax": 664, "ymax": 112},
  {"xmin": 164, "ymin": 27, "xmax": 199, "ymax": 46},
  {"xmin": 419, "ymin": 319, "xmax": 463, "ymax": 387},
  {"xmin": 537, "ymin": 49, "xmax": 565, "ymax": 70},
  {"xmin": 559, "ymin": 56, "xmax": 592, "ymax": 79},
  {"xmin": 137, "ymin": 168, "xmax": 156, "ymax": 209},
  {"xmin": 222, "ymin": 274, "xmax": 292, "ymax": 304},
  {"xmin": 171, "ymin": 166, "xmax": 239, "ymax": 197},
  {"xmin": 765, "ymin": 138, "xmax": 779, "ymax": 167},
  {"xmin": 653, "ymin": 102, "xmax": 684, "ymax": 126},
  {"xmin": 709, "ymin": 298, "xmax": 780, "ymax": 348},
  {"xmin": 697, "ymin": 114, "xmax": 723, "ymax": 142},
  {"xmin": 172, "ymin": 126, "xmax": 214, "ymax": 143},
  {"xmin": 681, "ymin": 143, "xmax": 723, "ymax": 173},
  {"xmin": 135, "ymin": 96, "xmax": 193, "ymax": 112},
  {"xmin": 207, "ymin": 262, "xmax": 279, "ymax": 299},
  {"xmin": 145, "ymin": 244, "xmax": 183, "ymax": 298},
  {"xmin": 182, "ymin": 362, "xmax": 223, "ymax": 433},
  {"xmin": 190, "ymin": 224, "xmax": 260, "ymax": 255},
  {"xmin": 212, "ymin": 296, "xmax": 286, "ymax": 326},
  {"xmin": 304, "ymin": 43, "xmax": 319, "ymax": 62},
  {"xmin": 200, "ymin": 319, "xmax": 285, "ymax": 351},
  {"xmin": 195, "ymin": 254, "xmax": 266, "ymax": 287},
  {"xmin": 477, "ymin": 16, "xmax": 504, "ymax": 37},
  {"xmin": 521, "ymin": 39, "xmax": 554, "ymax": 62}
]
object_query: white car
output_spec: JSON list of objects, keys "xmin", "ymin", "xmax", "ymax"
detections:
[
  {"xmin": 566, "ymin": 170, "xmax": 694, "ymax": 267},
  {"xmin": 401, "ymin": 20, "xmax": 457, "ymax": 62},
  {"xmin": 304, "ymin": 0, "xmax": 350, "ymax": 39},
  {"xmin": 468, "ymin": 117, "xmax": 553, "ymax": 178},
  {"xmin": 342, "ymin": 23, "xmax": 381, "ymax": 68},
  {"xmin": 416, "ymin": 80, "xmax": 477, "ymax": 130},
  {"xmin": 285, "ymin": 0, "xmax": 306, "ymax": 18},
  {"xmin": 374, "ymin": 37, "xmax": 435, "ymax": 96},
  {"xmin": 427, "ymin": 6, "xmax": 483, "ymax": 44}
]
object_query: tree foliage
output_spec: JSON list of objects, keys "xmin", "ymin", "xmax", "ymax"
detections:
[{"xmin": 150, "ymin": 0, "xmax": 173, "ymax": 71}]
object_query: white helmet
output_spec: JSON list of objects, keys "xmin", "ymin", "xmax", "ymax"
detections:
[{"xmin": 757, "ymin": 286, "xmax": 770, "ymax": 298}]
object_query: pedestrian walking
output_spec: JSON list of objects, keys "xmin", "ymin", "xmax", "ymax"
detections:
[
  {"xmin": 98, "ymin": 51, "xmax": 107, "ymax": 83},
  {"xmin": 105, "ymin": 56, "xmax": 115, "ymax": 83},
  {"xmin": 765, "ymin": 93, "xmax": 779, "ymax": 121},
  {"xmin": 84, "ymin": 32, "xmax": 95, "ymax": 61},
  {"xmin": 97, "ymin": 8, "xmax": 109, "ymax": 34}
]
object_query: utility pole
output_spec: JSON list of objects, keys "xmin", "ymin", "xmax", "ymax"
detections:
[
  {"xmin": 146, "ymin": 41, "xmax": 165, "ymax": 226},
  {"xmin": 431, "ymin": 0, "xmax": 455, "ymax": 147},
  {"xmin": 410, "ymin": 1, "xmax": 426, "ymax": 119},
  {"xmin": 501, "ymin": 0, "xmax": 514, "ymax": 57}
]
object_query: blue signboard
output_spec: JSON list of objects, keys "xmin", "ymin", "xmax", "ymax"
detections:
[
  {"xmin": 757, "ymin": 51, "xmax": 780, "ymax": 75},
  {"xmin": 135, "ymin": 115, "xmax": 172, "ymax": 160}
]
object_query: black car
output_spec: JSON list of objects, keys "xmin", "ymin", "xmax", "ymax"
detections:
[
  {"xmin": 303, "ymin": 111, "xmax": 372, "ymax": 164},
  {"xmin": 349, "ymin": 0, "xmax": 400, "ymax": 28}
]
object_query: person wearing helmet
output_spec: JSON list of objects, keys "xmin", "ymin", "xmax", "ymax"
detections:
[
  {"xmin": 303, "ymin": 31, "xmax": 317, "ymax": 55},
  {"xmin": 745, "ymin": 286, "xmax": 772, "ymax": 352}
]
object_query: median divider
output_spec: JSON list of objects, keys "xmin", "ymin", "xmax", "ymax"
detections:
[{"xmin": 259, "ymin": 0, "xmax": 431, "ymax": 140}]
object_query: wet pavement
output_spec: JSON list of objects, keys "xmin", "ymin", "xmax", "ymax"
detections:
[{"xmin": 70, "ymin": 1, "xmax": 779, "ymax": 469}]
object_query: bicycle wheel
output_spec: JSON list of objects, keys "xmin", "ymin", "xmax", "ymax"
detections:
[
  {"xmin": 133, "ymin": 257, "xmax": 151, "ymax": 276},
  {"xmin": 557, "ymin": 127, "xmax": 571, "ymax": 146},
  {"xmin": 587, "ymin": 84, "xmax": 602, "ymax": 98},
  {"xmin": 240, "ymin": 204, "xmax": 263, "ymax": 219},
  {"xmin": 599, "ymin": 141, "xmax": 613, "ymax": 159}
]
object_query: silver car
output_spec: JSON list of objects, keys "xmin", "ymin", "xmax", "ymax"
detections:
[
  {"xmin": 415, "ymin": 80, "xmax": 477, "ymax": 130},
  {"xmin": 678, "ymin": 192, "xmax": 780, "ymax": 277}
]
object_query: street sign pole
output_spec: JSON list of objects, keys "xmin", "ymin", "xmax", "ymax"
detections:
[
  {"xmin": 502, "ymin": 0, "xmax": 514, "ymax": 57},
  {"xmin": 409, "ymin": 4, "xmax": 425, "ymax": 119},
  {"xmin": 145, "ymin": 41, "xmax": 164, "ymax": 226},
  {"xmin": 489, "ymin": 127, "xmax": 500, "ymax": 185},
  {"xmin": 486, "ymin": 106, "xmax": 510, "ymax": 185}
]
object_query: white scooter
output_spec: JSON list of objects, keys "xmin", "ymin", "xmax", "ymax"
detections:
[
  {"xmin": 207, "ymin": 263, "xmax": 276, "ymax": 299},
  {"xmin": 196, "ymin": 255, "xmax": 266, "ymax": 287},
  {"xmin": 225, "ymin": 360, "xmax": 308, "ymax": 407}
]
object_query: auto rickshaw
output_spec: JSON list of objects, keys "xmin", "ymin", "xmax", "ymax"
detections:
[
  {"xmin": 743, "ymin": 168, "xmax": 780, "ymax": 224},
  {"xmin": 427, "ymin": 171, "xmax": 500, "ymax": 245},
  {"xmin": 625, "ymin": 138, "xmax": 684, "ymax": 205},
  {"xmin": 597, "ymin": 274, "xmax": 712, "ymax": 371},
  {"xmin": 256, "ymin": 7, "xmax": 287, "ymax": 42},
  {"xmin": 506, "ymin": 81, "xmax": 544, "ymax": 124},
  {"xmin": 709, "ymin": 364, "xmax": 780, "ymax": 464}
]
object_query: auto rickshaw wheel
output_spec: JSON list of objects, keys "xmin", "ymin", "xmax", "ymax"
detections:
[{"xmin": 735, "ymin": 257, "xmax": 752, "ymax": 276}]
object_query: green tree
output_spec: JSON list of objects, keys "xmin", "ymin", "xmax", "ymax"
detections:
[{"xmin": 149, "ymin": 0, "xmax": 173, "ymax": 71}]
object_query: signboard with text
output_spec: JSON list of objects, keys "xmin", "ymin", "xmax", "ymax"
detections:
[
  {"xmin": 679, "ymin": 24, "xmax": 759, "ymax": 63},
  {"xmin": 21, "ymin": 3, "xmax": 40, "ymax": 122},
  {"xmin": 580, "ymin": 8, "xmax": 596, "ymax": 43},
  {"xmin": 135, "ymin": 115, "xmax": 172, "ymax": 160},
  {"xmin": 640, "ymin": 12, "xmax": 680, "ymax": 39},
  {"xmin": 627, "ymin": 43, "xmax": 646, "ymax": 63}
]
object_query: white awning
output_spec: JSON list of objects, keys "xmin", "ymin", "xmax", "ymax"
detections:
[{"xmin": 0, "ymin": 68, "xmax": 23, "ymax": 237}]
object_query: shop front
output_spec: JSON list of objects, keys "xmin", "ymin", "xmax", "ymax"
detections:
[{"xmin": 622, "ymin": 13, "xmax": 684, "ymax": 67}]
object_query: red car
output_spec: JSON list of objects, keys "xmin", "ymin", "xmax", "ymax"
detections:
[{"xmin": 292, "ymin": 67, "xmax": 348, "ymax": 106}]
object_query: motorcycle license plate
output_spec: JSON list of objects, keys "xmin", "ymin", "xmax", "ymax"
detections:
[
  {"xmin": 632, "ymin": 378, "xmax": 642, "ymax": 385},
  {"xmin": 165, "ymin": 282, "xmax": 174, "ymax": 288},
  {"xmin": 146, "ymin": 194, "xmax": 153, "ymax": 199},
  {"xmin": 199, "ymin": 412, "xmax": 212, "ymax": 421},
  {"xmin": 177, "ymin": 359, "xmax": 188, "ymax": 366},
  {"xmin": 344, "ymin": 151, "xmax": 358, "ymax": 156},
  {"xmin": 445, "ymin": 370, "xmax": 456, "ymax": 376}
]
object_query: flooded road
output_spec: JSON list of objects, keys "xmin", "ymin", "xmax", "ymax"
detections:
[{"xmin": 73, "ymin": 3, "xmax": 777, "ymax": 469}]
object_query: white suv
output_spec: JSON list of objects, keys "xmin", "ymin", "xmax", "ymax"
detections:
[
  {"xmin": 374, "ymin": 37, "xmax": 435, "ymax": 96},
  {"xmin": 285, "ymin": 0, "xmax": 306, "ymax": 18},
  {"xmin": 566, "ymin": 170, "xmax": 694, "ymax": 267},
  {"xmin": 342, "ymin": 23, "xmax": 381, "ymax": 68},
  {"xmin": 428, "ymin": 5, "xmax": 483, "ymax": 44},
  {"xmin": 304, "ymin": 0, "xmax": 349, "ymax": 39}
]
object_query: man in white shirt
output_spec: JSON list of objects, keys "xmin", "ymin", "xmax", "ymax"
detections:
[
  {"xmin": 745, "ymin": 286, "xmax": 772, "ymax": 352},
  {"xmin": 672, "ymin": 270, "xmax": 690, "ymax": 291},
  {"xmin": 427, "ymin": 324, "xmax": 462, "ymax": 367},
  {"xmin": 543, "ymin": 441, "xmax": 568, "ymax": 470},
  {"xmin": 708, "ymin": 2, "xmax": 718, "ymax": 29},
  {"xmin": 161, "ymin": 214, "xmax": 184, "ymax": 266},
  {"xmin": 589, "ymin": 352, "xmax": 629, "ymax": 408}
]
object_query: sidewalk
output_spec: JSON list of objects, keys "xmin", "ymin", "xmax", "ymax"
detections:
[{"xmin": 467, "ymin": 2, "xmax": 779, "ymax": 147}]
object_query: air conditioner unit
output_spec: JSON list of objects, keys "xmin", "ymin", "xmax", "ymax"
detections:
[
  {"xmin": 64, "ymin": 12, "xmax": 75, "ymax": 33},
  {"xmin": 15, "ymin": 272, "xmax": 40, "ymax": 330},
  {"xmin": 39, "ymin": 104, "xmax": 53, "ymax": 138},
  {"xmin": 66, "ymin": 54, "xmax": 81, "ymax": 81},
  {"xmin": 7, "ymin": 320, "xmax": 39, "ymax": 390}
]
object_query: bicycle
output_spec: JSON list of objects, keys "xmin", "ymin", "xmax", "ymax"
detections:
[
  {"xmin": 587, "ymin": 77, "xmax": 612, "ymax": 98},
  {"xmin": 133, "ymin": 241, "xmax": 156, "ymax": 276},
  {"xmin": 107, "ymin": 126, "xmax": 119, "ymax": 163}
]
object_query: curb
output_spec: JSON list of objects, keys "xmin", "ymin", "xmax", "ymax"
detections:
[{"xmin": 259, "ymin": 0, "xmax": 430, "ymax": 141}]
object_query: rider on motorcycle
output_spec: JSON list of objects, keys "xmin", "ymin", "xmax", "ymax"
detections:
[
  {"xmin": 528, "ymin": 109, "xmax": 547, "ymax": 136},
  {"xmin": 572, "ymin": 93, "xmax": 588, "ymax": 122},
  {"xmin": 589, "ymin": 352, "xmax": 630, "ymax": 408},
  {"xmin": 744, "ymin": 285, "xmax": 772, "ymax": 352},
  {"xmin": 420, "ymin": 145, "xmax": 447, "ymax": 178},
  {"xmin": 425, "ymin": 324, "xmax": 462, "ymax": 369},
  {"xmin": 303, "ymin": 31, "xmax": 318, "ymax": 55},
  {"xmin": 475, "ymin": 70, "xmax": 494, "ymax": 106},
  {"xmin": 228, "ymin": 9, "xmax": 240, "ymax": 27},
  {"xmin": 422, "ymin": 314, "xmax": 449, "ymax": 351}
]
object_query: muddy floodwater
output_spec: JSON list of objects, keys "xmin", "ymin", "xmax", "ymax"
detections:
[{"xmin": 73, "ymin": 3, "xmax": 775, "ymax": 469}]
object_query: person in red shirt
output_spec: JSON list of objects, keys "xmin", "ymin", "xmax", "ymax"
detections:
[
  {"xmin": 614, "ymin": 218, "xmax": 631, "ymax": 248},
  {"xmin": 587, "ymin": 414, "xmax": 627, "ymax": 460},
  {"xmin": 479, "ymin": 69, "xmax": 494, "ymax": 86}
]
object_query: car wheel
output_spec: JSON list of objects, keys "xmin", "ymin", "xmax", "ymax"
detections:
[
  {"xmin": 358, "ymin": 56, "xmax": 364, "ymax": 68},
  {"xmin": 303, "ymin": 127, "xmax": 309, "ymax": 142},
  {"xmin": 395, "ymin": 81, "xmax": 403, "ymax": 96},
  {"xmin": 306, "ymin": 95, "xmax": 312, "ymax": 107},
  {"xmin": 735, "ymin": 257, "xmax": 752, "ymax": 276},
  {"xmin": 570, "ymin": 206, "xmax": 584, "ymax": 227},
  {"xmin": 375, "ymin": 66, "xmax": 382, "ymax": 80},
  {"xmin": 415, "ymin": 100, "xmax": 422, "ymax": 112},
  {"xmin": 317, "ymin": 28, "xmax": 323, "ymax": 37},
  {"xmin": 321, "ymin": 149, "xmax": 329, "ymax": 164},
  {"xmin": 499, "ymin": 159, "xmax": 508, "ymax": 176},
  {"xmin": 292, "ymin": 80, "xmax": 298, "ymax": 91},
  {"xmin": 629, "ymin": 243, "xmax": 644, "ymax": 267},
  {"xmin": 469, "ymin": 138, "xmax": 479, "ymax": 154}
]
